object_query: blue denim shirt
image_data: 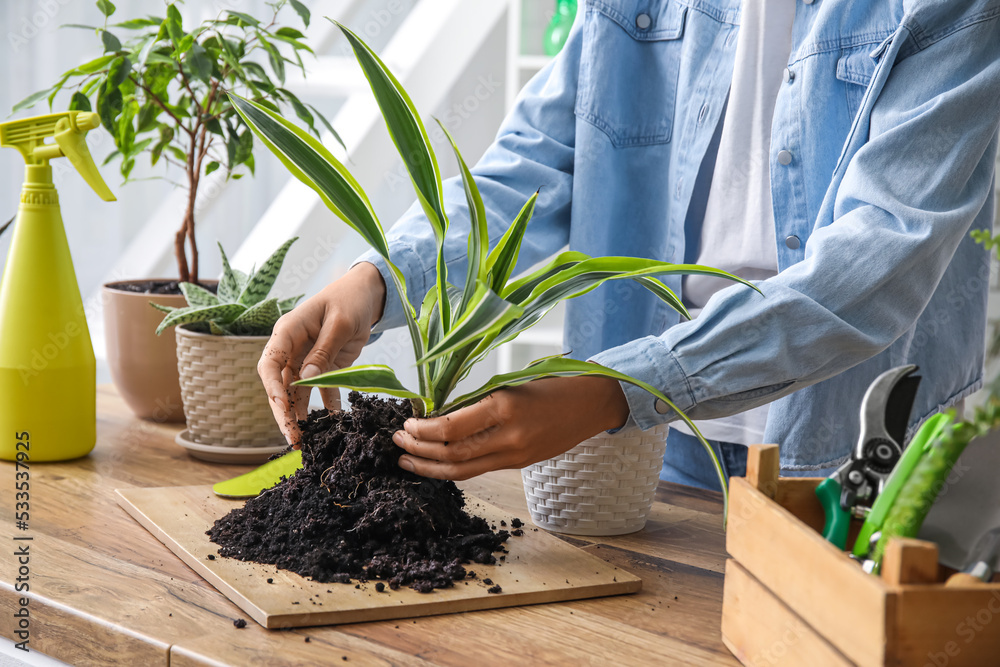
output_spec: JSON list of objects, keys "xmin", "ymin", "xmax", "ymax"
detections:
[{"xmin": 359, "ymin": 0, "xmax": 1000, "ymax": 474}]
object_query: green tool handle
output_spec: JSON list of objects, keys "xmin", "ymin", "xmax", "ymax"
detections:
[
  {"xmin": 817, "ymin": 477, "xmax": 851, "ymax": 549},
  {"xmin": 851, "ymin": 412, "xmax": 953, "ymax": 558}
]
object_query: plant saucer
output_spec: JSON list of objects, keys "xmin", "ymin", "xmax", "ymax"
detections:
[{"xmin": 175, "ymin": 430, "xmax": 287, "ymax": 464}]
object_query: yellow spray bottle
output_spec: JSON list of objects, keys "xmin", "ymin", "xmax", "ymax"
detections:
[{"xmin": 0, "ymin": 111, "xmax": 115, "ymax": 461}]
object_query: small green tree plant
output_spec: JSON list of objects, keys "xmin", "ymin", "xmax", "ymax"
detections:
[
  {"xmin": 13, "ymin": 0, "xmax": 338, "ymax": 284},
  {"xmin": 232, "ymin": 22, "xmax": 759, "ymax": 515},
  {"xmin": 152, "ymin": 237, "xmax": 303, "ymax": 336}
]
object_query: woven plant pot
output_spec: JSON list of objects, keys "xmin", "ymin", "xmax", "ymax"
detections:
[
  {"xmin": 521, "ymin": 423, "xmax": 669, "ymax": 536},
  {"xmin": 175, "ymin": 325, "xmax": 283, "ymax": 448}
]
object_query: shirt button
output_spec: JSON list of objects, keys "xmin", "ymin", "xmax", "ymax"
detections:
[
  {"xmin": 785, "ymin": 235, "xmax": 801, "ymax": 250},
  {"xmin": 783, "ymin": 68, "xmax": 794, "ymax": 83},
  {"xmin": 777, "ymin": 150, "xmax": 793, "ymax": 166},
  {"xmin": 635, "ymin": 13, "xmax": 652, "ymax": 30},
  {"xmin": 654, "ymin": 399, "xmax": 672, "ymax": 415}
]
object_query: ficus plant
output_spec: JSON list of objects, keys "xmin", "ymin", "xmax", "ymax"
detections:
[
  {"xmin": 232, "ymin": 21, "xmax": 759, "ymax": 514},
  {"xmin": 152, "ymin": 237, "xmax": 303, "ymax": 337},
  {"xmin": 13, "ymin": 0, "xmax": 339, "ymax": 284}
]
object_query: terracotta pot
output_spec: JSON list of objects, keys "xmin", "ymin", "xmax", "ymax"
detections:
[
  {"xmin": 175, "ymin": 325, "xmax": 283, "ymax": 447},
  {"xmin": 102, "ymin": 280, "xmax": 210, "ymax": 423},
  {"xmin": 521, "ymin": 423, "xmax": 669, "ymax": 536}
]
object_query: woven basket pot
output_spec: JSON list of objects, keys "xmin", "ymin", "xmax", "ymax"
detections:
[
  {"xmin": 521, "ymin": 423, "xmax": 669, "ymax": 536},
  {"xmin": 175, "ymin": 325, "xmax": 283, "ymax": 448}
]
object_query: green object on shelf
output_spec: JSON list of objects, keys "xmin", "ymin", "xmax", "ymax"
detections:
[{"xmin": 544, "ymin": 0, "xmax": 578, "ymax": 56}]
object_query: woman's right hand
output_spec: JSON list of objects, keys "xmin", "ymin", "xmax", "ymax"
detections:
[{"xmin": 258, "ymin": 261, "xmax": 387, "ymax": 445}]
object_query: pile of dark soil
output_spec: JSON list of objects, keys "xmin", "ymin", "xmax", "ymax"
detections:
[{"xmin": 207, "ymin": 392, "xmax": 509, "ymax": 593}]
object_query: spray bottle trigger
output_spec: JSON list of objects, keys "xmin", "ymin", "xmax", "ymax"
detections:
[{"xmin": 53, "ymin": 112, "xmax": 116, "ymax": 202}]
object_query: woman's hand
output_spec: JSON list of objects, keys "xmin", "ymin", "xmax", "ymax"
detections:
[
  {"xmin": 258, "ymin": 262, "xmax": 386, "ymax": 445},
  {"xmin": 392, "ymin": 376, "xmax": 631, "ymax": 480}
]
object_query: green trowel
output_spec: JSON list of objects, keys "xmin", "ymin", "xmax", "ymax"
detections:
[{"xmin": 212, "ymin": 450, "xmax": 303, "ymax": 498}]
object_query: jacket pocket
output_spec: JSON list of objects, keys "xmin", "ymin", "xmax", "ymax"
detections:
[
  {"xmin": 836, "ymin": 47, "xmax": 877, "ymax": 122},
  {"xmin": 575, "ymin": 0, "xmax": 687, "ymax": 147}
]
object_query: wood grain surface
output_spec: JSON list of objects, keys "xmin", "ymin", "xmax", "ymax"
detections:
[
  {"xmin": 0, "ymin": 385, "xmax": 738, "ymax": 666},
  {"xmin": 116, "ymin": 485, "xmax": 641, "ymax": 628}
]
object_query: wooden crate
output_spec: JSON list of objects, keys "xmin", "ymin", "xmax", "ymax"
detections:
[{"xmin": 721, "ymin": 444, "xmax": 1000, "ymax": 667}]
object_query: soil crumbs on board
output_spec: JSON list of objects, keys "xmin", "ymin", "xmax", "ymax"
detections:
[{"xmin": 208, "ymin": 392, "xmax": 510, "ymax": 593}]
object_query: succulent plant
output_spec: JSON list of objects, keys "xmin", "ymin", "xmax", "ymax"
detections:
[
  {"xmin": 153, "ymin": 237, "xmax": 302, "ymax": 336},
  {"xmin": 233, "ymin": 22, "xmax": 760, "ymax": 515}
]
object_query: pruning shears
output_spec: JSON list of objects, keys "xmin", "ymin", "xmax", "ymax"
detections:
[{"xmin": 816, "ymin": 365, "xmax": 922, "ymax": 549}]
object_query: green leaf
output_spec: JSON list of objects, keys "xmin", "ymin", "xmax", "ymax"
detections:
[
  {"xmin": 436, "ymin": 119, "xmax": 487, "ymax": 319},
  {"xmin": 209, "ymin": 321, "xmax": 234, "ymax": 336},
  {"xmin": 271, "ymin": 31, "xmax": 314, "ymax": 56},
  {"xmin": 165, "ymin": 4, "xmax": 184, "ymax": 45},
  {"xmin": 226, "ymin": 11, "xmax": 260, "ymax": 27},
  {"xmin": 155, "ymin": 303, "xmax": 246, "ymax": 335},
  {"xmin": 275, "ymin": 27, "xmax": 305, "ymax": 40},
  {"xmin": 106, "ymin": 56, "xmax": 132, "ymax": 89},
  {"xmin": 179, "ymin": 282, "xmax": 219, "ymax": 307},
  {"xmin": 501, "ymin": 250, "xmax": 590, "ymax": 302},
  {"xmin": 114, "ymin": 17, "xmax": 160, "ymax": 29},
  {"xmin": 96, "ymin": 0, "xmax": 116, "ymax": 17},
  {"xmin": 67, "ymin": 54, "xmax": 117, "ymax": 75},
  {"xmin": 97, "ymin": 85, "xmax": 122, "ymax": 134},
  {"xmin": 633, "ymin": 276, "xmax": 690, "ymax": 320},
  {"xmin": 230, "ymin": 297, "xmax": 281, "ymax": 335},
  {"xmin": 101, "ymin": 30, "xmax": 121, "ymax": 53},
  {"xmin": 235, "ymin": 129, "xmax": 253, "ymax": 164},
  {"xmin": 148, "ymin": 301, "xmax": 176, "ymax": 314},
  {"xmin": 278, "ymin": 294, "xmax": 304, "ymax": 315},
  {"xmin": 279, "ymin": 88, "xmax": 315, "ymax": 134},
  {"xmin": 495, "ymin": 258, "xmax": 752, "ymax": 349},
  {"xmin": 12, "ymin": 88, "xmax": 54, "ymax": 114},
  {"xmin": 205, "ymin": 161, "xmax": 220, "ymax": 175},
  {"xmin": 442, "ymin": 357, "xmax": 730, "ymax": 510},
  {"xmin": 187, "ymin": 43, "xmax": 213, "ymax": 84},
  {"xmin": 417, "ymin": 283, "xmax": 523, "ymax": 364},
  {"xmin": 332, "ymin": 20, "xmax": 447, "ymax": 243},
  {"xmin": 308, "ymin": 104, "xmax": 345, "ymax": 151},
  {"xmin": 486, "ymin": 191, "xmax": 538, "ymax": 293},
  {"xmin": 217, "ymin": 243, "xmax": 242, "ymax": 303},
  {"xmin": 294, "ymin": 365, "xmax": 425, "ymax": 401},
  {"xmin": 289, "ymin": 0, "xmax": 311, "ymax": 27},
  {"xmin": 258, "ymin": 35, "xmax": 285, "ymax": 83},
  {"xmin": 238, "ymin": 237, "xmax": 298, "ymax": 306}
]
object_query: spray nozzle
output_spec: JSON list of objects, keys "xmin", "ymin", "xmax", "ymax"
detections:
[{"xmin": 0, "ymin": 111, "xmax": 115, "ymax": 202}]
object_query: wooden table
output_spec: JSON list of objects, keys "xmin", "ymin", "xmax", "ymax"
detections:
[{"xmin": 0, "ymin": 386, "xmax": 739, "ymax": 666}]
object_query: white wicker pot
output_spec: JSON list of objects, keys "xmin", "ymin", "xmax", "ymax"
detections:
[
  {"xmin": 175, "ymin": 325, "xmax": 283, "ymax": 448},
  {"xmin": 521, "ymin": 423, "xmax": 669, "ymax": 536}
]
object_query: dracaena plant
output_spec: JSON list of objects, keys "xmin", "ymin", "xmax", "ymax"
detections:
[
  {"xmin": 231, "ymin": 21, "xmax": 759, "ymax": 513},
  {"xmin": 152, "ymin": 237, "xmax": 302, "ymax": 336},
  {"xmin": 13, "ymin": 0, "xmax": 338, "ymax": 284}
]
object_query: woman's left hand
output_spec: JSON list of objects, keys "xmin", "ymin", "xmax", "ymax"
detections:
[{"xmin": 393, "ymin": 376, "xmax": 631, "ymax": 480}]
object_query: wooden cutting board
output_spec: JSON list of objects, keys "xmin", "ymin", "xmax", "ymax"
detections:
[{"xmin": 116, "ymin": 485, "xmax": 641, "ymax": 628}]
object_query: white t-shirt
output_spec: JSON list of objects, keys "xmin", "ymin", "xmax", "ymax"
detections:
[{"xmin": 675, "ymin": 0, "xmax": 796, "ymax": 445}]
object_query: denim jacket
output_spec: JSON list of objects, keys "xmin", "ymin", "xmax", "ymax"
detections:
[{"xmin": 359, "ymin": 0, "xmax": 1000, "ymax": 474}]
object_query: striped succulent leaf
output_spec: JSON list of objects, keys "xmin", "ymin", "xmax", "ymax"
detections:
[
  {"xmin": 149, "ymin": 302, "xmax": 177, "ymax": 314},
  {"xmin": 180, "ymin": 282, "xmax": 220, "ymax": 308},
  {"xmin": 230, "ymin": 297, "xmax": 282, "ymax": 336},
  {"xmin": 154, "ymin": 303, "xmax": 246, "ymax": 335},
  {"xmin": 217, "ymin": 243, "xmax": 243, "ymax": 303},
  {"xmin": 278, "ymin": 294, "xmax": 304, "ymax": 315},
  {"xmin": 238, "ymin": 237, "xmax": 299, "ymax": 306}
]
